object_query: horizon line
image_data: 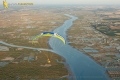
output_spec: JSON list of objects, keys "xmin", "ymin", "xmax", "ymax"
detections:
[{"xmin": 0, "ymin": 3, "xmax": 120, "ymax": 5}]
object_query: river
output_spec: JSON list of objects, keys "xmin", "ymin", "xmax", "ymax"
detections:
[
  {"xmin": 49, "ymin": 14, "xmax": 110, "ymax": 80},
  {"xmin": 0, "ymin": 14, "xmax": 110, "ymax": 80}
]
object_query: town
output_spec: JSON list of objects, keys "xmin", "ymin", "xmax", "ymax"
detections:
[{"xmin": 67, "ymin": 5, "xmax": 120, "ymax": 80}]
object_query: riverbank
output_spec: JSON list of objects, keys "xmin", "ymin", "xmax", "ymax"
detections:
[
  {"xmin": 48, "ymin": 40, "xmax": 74, "ymax": 80},
  {"xmin": 60, "ymin": 56, "xmax": 76, "ymax": 80},
  {"xmin": 48, "ymin": 14, "xmax": 110, "ymax": 80},
  {"xmin": 85, "ymin": 53, "xmax": 112, "ymax": 80},
  {"xmin": 67, "ymin": 13, "xmax": 111, "ymax": 80},
  {"xmin": 68, "ymin": 43, "xmax": 112, "ymax": 80},
  {"xmin": 76, "ymin": 48, "xmax": 112, "ymax": 80}
]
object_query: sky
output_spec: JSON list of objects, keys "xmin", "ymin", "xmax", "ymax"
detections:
[{"xmin": 1, "ymin": 0, "xmax": 120, "ymax": 4}]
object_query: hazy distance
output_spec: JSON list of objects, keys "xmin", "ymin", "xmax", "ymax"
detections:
[{"xmin": 0, "ymin": 0, "xmax": 120, "ymax": 5}]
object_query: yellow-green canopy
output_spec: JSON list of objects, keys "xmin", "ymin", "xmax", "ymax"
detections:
[{"xmin": 32, "ymin": 32, "xmax": 65, "ymax": 44}]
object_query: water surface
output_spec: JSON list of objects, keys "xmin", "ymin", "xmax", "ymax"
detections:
[{"xmin": 49, "ymin": 14, "xmax": 109, "ymax": 80}]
